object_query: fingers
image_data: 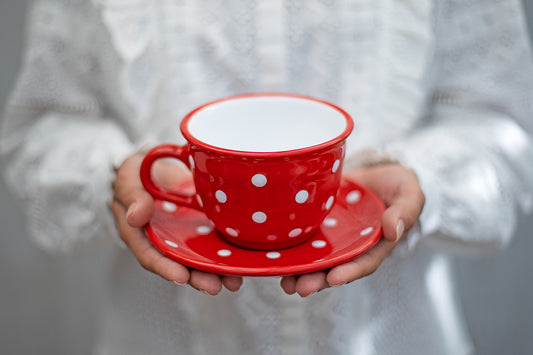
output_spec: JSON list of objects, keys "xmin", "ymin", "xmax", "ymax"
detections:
[
  {"xmin": 112, "ymin": 154, "xmax": 240, "ymax": 296},
  {"xmin": 280, "ymin": 240, "xmax": 396, "ymax": 296},
  {"xmin": 276, "ymin": 165, "xmax": 426, "ymax": 296},
  {"xmin": 114, "ymin": 199, "xmax": 244, "ymax": 295},
  {"xmin": 294, "ymin": 272, "xmax": 328, "ymax": 297},
  {"xmin": 187, "ymin": 271, "xmax": 244, "ymax": 295},
  {"xmin": 124, "ymin": 192, "xmax": 156, "ymax": 228},
  {"xmin": 326, "ymin": 239, "xmax": 397, "ymax": 286},
  {"xmin": 112, "ymin": 200, "xmax": 191, "ymax": 284},
  {"xmin": 280, "ymin": 276, "xmax": 297, "ymax": 295},
  {"xmin": 222, "ymin": 276, "xmax": 244, "ymax": 292},
  {"xmin": 280, "ymin": 272, "xmax": 328, "ymax": 297},
  {"xmin": 189, "ymin": 270, "xmax": 223, "ymax": 295},
  {"xmin": 281, "ymin": 240, "xmax": 396, "ymax": 296}
]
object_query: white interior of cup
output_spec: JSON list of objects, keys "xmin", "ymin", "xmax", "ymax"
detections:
[{"xmin": 185, "ymin": 96, "xmax": 350, "ymax": 152}]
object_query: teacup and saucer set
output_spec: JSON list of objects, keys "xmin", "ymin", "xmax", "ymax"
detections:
[{"xmin": 140, "ymin": 94, "xmax": 384, "ymax": 276}]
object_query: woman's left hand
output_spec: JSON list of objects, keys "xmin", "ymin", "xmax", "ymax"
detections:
[{"xmin": 280, "ymin": 164, "xmax": 425, "ymax": 297}]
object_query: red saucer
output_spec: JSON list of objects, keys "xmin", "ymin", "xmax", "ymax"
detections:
[{"xmin": 145, "ymin": 178, "xmax": 384, "ymax": 276}]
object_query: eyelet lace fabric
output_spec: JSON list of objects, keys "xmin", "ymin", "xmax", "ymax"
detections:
[{"xmin": 1, "ymin": 0, "xmax": 533, "ymax": 354}]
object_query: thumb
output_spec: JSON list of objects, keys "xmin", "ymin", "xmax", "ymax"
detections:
[
  {"xmin": 114, "ymin": 154, "xmax": 155, "ymax": 228},
  {"xmin": 124, "ymin": 190, "xmax": 156, "ymax": 228},
  {"xmin": 380, "ymin": 171, "xmax": 425, "ymax": 242},
  {"xmin": 381, "ymin": 194, "xmax": 422, "ymax": 242}
]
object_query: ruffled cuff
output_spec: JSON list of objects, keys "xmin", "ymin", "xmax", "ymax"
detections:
[{"xmin": 4, "ymin": 114, "xmax": 137, "ymax": 252}]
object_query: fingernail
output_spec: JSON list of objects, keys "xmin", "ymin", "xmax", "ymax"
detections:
[
  {"xmin": 173, "ymin": 280, "xmax": 187, "ymax": 285},
  {"xmin": 126, "ymin": 203, "xmax": 136, "ymax": 220},
  {"xmin": 396, "ymin": 219, "xmax": 405, "ymax": 242}
]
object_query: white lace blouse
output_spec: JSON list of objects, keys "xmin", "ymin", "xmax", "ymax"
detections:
[{"xmin": 2, "ymin": 0, "xmax": 533, "ymax": 354}]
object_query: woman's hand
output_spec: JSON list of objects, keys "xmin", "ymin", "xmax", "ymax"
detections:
[
  {"xmin": 280, "ymin": 164, "xmax": 425, "ymax": 297},
  {"xmin": 111, "ymin": 153, "xmax": 243, "ymax": 295}
]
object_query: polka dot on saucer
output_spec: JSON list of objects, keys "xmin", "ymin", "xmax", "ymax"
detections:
[
  {"xmin": 217, "ymin": 249, "xmax": 232, "ymax": 257},
  {"xmin": 323, "ymin": 217, "xmax": 338, "ymax": 227},
  {"xmin": 162, "ymin": 201, "xmax": 177, "ymax": 212},
  {"xmin": 266, "ymin": 251, "xmax": 281, "ymax": 259},
  {"xmin": 360, "ymin": 227, "xmax": 373, "ymax": 236},
  {"xmin": 312, "ymin": 240, "xmax": 327, "ymax": 248},
  {"xmin": 346, "ymin": 190, "xmax": 361, "ymax": 204},
  {"xmin": 164, "ymin": 240, "xmax": 178, "ymax": 248},
  {"xmin": 196, "ymin": 225, "xmax": 213, "ymax": 235}
]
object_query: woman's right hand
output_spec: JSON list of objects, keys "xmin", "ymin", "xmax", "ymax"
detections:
[{"xmin": 111, "ymin": 153, "xmax": 243, "ymax": 295}]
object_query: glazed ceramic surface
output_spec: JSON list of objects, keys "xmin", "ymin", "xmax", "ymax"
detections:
[
  {"xmin": 141, "ymin": 94, "xmax": 354, "ymax": 249},
  {"xmin": 145, "ymin": 178, "xmax": 384, "ymax": 276}
]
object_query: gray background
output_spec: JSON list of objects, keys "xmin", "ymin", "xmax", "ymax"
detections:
[{"xmin": 1, "ymin": 1, "xmax": 532, "ymax": 354}]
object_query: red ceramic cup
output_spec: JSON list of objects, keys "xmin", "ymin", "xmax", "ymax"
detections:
[{"xmin": 140, "ymin": 94, "xmax": 354, "ymax": 250}]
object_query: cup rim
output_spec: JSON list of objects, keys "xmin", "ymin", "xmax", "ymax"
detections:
[{"xmin": 180, "ymin": 93, "xmax": 354, "ymax": 158}]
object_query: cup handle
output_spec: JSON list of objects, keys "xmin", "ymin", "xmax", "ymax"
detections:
[{"xmin": 140, "ymin": 144, "xmax": 202, "ymax": 210}]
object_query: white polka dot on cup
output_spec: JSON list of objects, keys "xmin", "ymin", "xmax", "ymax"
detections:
[
  {"xmin": 215, "ymin": 190, "xmax": 227, "ymax": 203},
  {"xmin": 266, "ymin": 235, "xmax": 278, "ymax": 241},
  {"xmin": 332, "ymin": 159, "xmax": 340, "ymax": 173},
  {"xmin": 252, "ymin": 174, "xmax": 267, "ymax": 187},
  {"xmin": 196, "ymin": 195, "xmax": 204, "ymax": 207},
  {"xmin": 288, "ymin": 228, "xmax": 302, "ymax": 238},
  {"xmin": 295, "ymin": 190, "xmax": 309, "ymax": 204},
  {"xmin": 252, "ymin": 211, "xmax": 267, "ymax": 223},
  {"xmin": 225, "ymin": 227, "xmax": 239, "ymax": 237},
  {"xmin": 325, "ymin": 196, "xmax": 335, "ymax": 210}
]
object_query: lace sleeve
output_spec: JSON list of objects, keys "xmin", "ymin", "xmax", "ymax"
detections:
[
  {"xmin": 380, "ymin": 0, "xmax": 533, "ymax": 254},
  {"xmin": 0, "ymin": 0, "xmax": 135, "ymax": 251}
]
